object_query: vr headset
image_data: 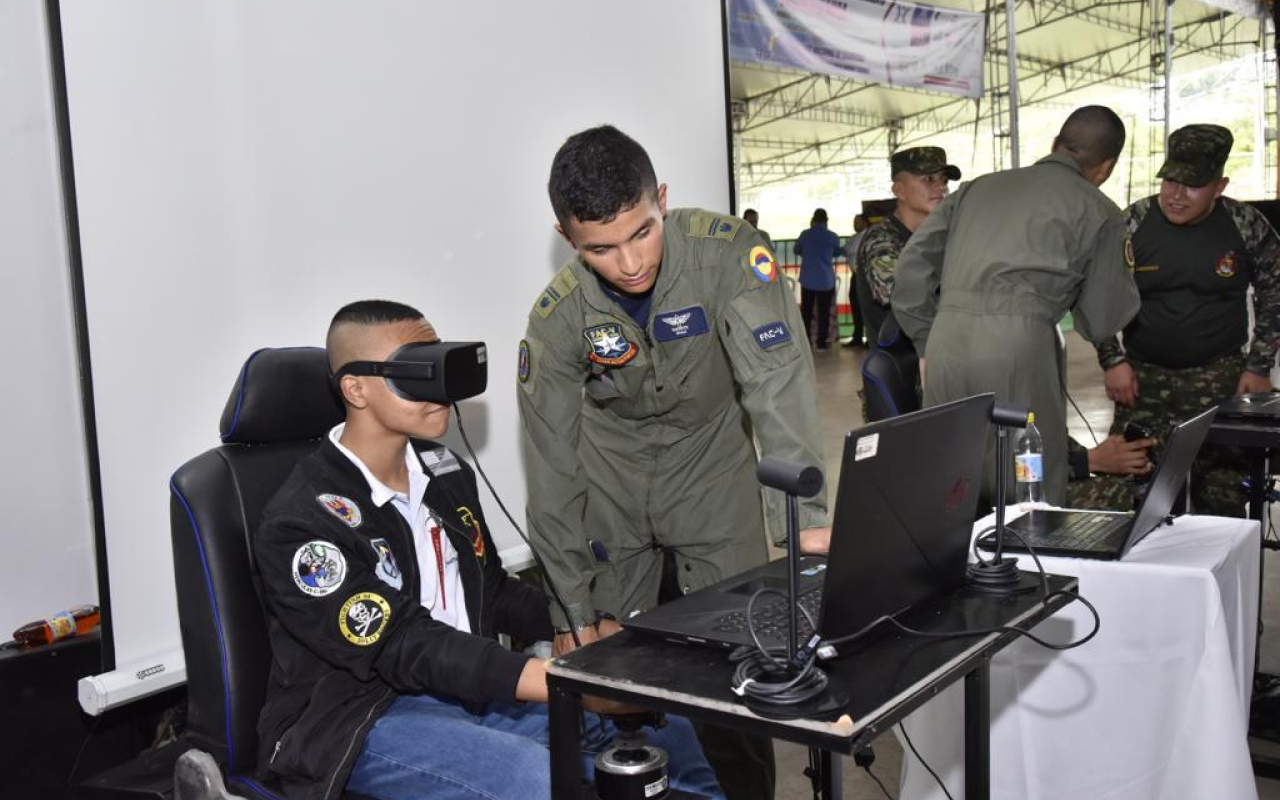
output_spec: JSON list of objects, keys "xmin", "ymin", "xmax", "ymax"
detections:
[{"xmin": 334, "ymin": 341, "xmax": 488, "ymax": 404}]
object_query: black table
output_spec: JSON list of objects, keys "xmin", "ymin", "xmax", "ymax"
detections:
[
  {"xmin": 547, "ymin": 575, "xmax": 1078, "ymax": 800},
  {"xmin": 1208, "ymin": 415, "xmax": 1280, "ymax": 777}
]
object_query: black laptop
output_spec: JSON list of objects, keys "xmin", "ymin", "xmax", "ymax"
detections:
[
  {"xmin": 622, "ymin": 394, "xmax": 994, "ymax": 650},
  {"xmin": 1216, "ymin": 391, "xmax": 1280, "ymax": 422},
  {"xmin": 978, "ymin": 406, "xmax": 1217, "ymax": 561}
]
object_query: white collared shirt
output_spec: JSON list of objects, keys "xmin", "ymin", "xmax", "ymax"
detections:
[{"xmin": 329, "ymin": 425, "xmax": 470, "ymax": 632}]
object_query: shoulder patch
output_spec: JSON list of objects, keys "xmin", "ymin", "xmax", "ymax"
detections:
[
  {"xmin": 1124, "ymin": 237, "xmax": 1135, "ymax": 269},
  {"xmin": 534, "ymin": 265, "xmax": 581, "ymax": 318},
  {"xmin": 292, "ymin": 540, "xmax": 347, "ymax": 597},
  {"xmin": 317, "ymin": 494, "xmax": 362, "ymax": 527},
  {"xmin": 339, "ymin": 592, "xmax": 390, "ymax": 645},
  {"xmin": 745, "ymin": 245, "xmax": 779, "ymax": 283},
  {"xmin": 688, "ymin": 212, "xmax": 741, "ymax": 241}
]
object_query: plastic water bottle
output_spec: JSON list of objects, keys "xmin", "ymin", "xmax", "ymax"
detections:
[{"xmin": 1015, "ymin": 413, "xmax": 1045, "ymax": 504}]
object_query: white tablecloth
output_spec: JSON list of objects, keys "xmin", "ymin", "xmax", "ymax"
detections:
[{"xmin": 899, "ymin": 511, "xmax": 1261, "ymax": 800}]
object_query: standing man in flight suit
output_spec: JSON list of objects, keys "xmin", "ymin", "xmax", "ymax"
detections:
[
  {"xmin": 892, "ymin": 106, "xmax": 1141, "ymax": 505},
  {"xmin": 857, "ymin": 146, "xmax": 959, "ymax": 348},
  {"xmin": 518, "ymin": 125, "xmax": 830, "ymax": 800},
  {"xmin": 1090, "ymin": 124, "xmax": 1280, "ymax": 515}
]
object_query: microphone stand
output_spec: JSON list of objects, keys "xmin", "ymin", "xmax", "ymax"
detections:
[{"xmin": 967, "ymin": 402, "xmax": 1038, "ymax": 595}]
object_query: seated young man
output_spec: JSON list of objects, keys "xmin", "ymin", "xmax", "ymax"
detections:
[{"xmin": 253, "ymin": 300, "xmax": 724, "ymax": 800}]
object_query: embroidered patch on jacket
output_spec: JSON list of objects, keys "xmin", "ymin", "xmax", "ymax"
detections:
[
  {"xmin": 369, "ymin": 538, "xmax": 403, "ymax": 591},
  {"xmin": 1216, "ymin": 251, "xmax": 1238, "ymax": 278},
  {"xmin": 1124, "ymin": 237, "xmax": 1135, "ymax": 269},
  {"xmin": 753, "ymin": 321, "xmax": 792, "ymax": 350},
  {"xmin": 421, "ymin": 447, "xmax": 461, "ymax": 475},
  {"xmin": 747, "ymin": 246, "xmax": 778, "ymax": 283},
  {"xmin": 518, "ymin": 339, "xmax": 531, "ymax": 383},
  {"xmin": 457, "ymin": 505, "xmax": 486, "ymax": 560},
  {"xmin": 316, "ymin": 494, "xmax": 362, "ymax": 528},
  {"xmin": 584, "ymin": 324, "xmax": 638, "ymax": 366},
  {"xmin": 653, "ymin": 306, "xmax": 710, "ymax": 343},
  {"xmin": 339, "ymin": 592, "xmax": 391, "ymax": 646},
  {"xmin": 292, "ymin": 540, "xmax": 347, "ymax": 597}
]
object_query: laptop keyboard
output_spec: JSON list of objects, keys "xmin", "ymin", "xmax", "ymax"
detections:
[
  {"xmin": 711, "ymin": 587, "xmax": 823, "ymax": 643},
  {"xmin": 1041, "ymin": 514, "xmax": 1124, "ymax": 549}
]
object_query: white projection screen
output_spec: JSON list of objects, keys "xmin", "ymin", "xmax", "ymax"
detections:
[{"xmin": 59, "ymin": 0, "xmax": 732, "ymax": 695}]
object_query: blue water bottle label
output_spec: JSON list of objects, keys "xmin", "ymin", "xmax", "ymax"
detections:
[{"xmin": 1015, "ymin": 453, "xmax": 1044, "ymax": 483}]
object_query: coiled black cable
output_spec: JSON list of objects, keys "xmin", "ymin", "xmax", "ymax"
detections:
[{"xmin": 728, "ymin": 588, "xmax": 829, "ymax": 707}]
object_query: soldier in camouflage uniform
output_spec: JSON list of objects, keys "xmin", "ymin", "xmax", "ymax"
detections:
[
  {"xmin": 1091, "ymin": 124, "xmax": 1280, "ymax": 516},
  {"xmin": 856, "ymin": 146, "xmax": 960, "ymax": 349},
  {"xmin": 519, "ymin": 126, "xmax": 830, "ymax": 800}
]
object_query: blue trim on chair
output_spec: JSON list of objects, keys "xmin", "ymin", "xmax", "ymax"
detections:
[
  {"xmin": 860, "ymin": 362, "xmax": 900, "ymax": 418},
  {"xmin": 233, "ymin": 775, "xmax": 284, "ymax": 800},
  {"xmin": 171, "ymin": 477, "xmax": 237, "ymax": 771},
  {"xmin": 221, "ymin": 348, "xmax": 269, "ymax": 442}
]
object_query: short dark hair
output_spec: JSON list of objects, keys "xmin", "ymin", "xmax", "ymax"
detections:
[
  {"xmin": 548, "ymin": 125, "xmax": 658, "ymax": 227},
  {"xmin": 1053, "ymin": 106, "xmax": 1126, "ymax": 169},
  {"xmin": 743, "ymin": 208, "xmax": 758, "ymax": 217},
  {"xmin": 329, "ymin": 299, "xmax": 423, "ymax": 329}
]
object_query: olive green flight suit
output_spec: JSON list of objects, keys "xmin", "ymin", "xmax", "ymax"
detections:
[
  {"xmin": 892, "ymin": 153, "xmax": 1141, "ymax": 504},
  {"xmin": 519, "ymin": 208, "xmax": 828, "ymax": 630}
]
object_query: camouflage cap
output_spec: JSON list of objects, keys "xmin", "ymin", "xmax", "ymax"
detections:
[
  {"xmin": 1156, "ymin": 124, "xmax": 1233, "ymax": 187},
  {"xmin": 890, "ymin": 146, "xmax": 961, "ymax": 181}
]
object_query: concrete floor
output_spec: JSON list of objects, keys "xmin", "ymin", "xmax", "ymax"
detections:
[{"xmin": 766, "ymin": 333, "xmax": 1280, "ymax": 799}]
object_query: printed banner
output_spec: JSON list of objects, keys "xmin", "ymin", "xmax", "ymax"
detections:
[{"xmin": 730, "ymin": 0, "xmax": 986, "ymax": 99}]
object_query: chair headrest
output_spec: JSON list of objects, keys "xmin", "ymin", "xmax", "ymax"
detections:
[{"xmin": 219, "ymin": 347, "xmax": 345, "ymax": 444}]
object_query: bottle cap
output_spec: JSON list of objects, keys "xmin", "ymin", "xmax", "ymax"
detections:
[{"xmin": 1027, "ymin": 412, "xmax": 1035, "ymax": 425}]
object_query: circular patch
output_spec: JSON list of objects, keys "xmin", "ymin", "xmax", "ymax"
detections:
[
  {"xmin": 1123, "ymin": 237, "xmax": 1135, "ymax": 269},
  {"xmin": 339, "ymin": 592, "xmax": 391, "ymax": 646},
  {"xmin": 517, "ymin": 339, "xmax": 531, "ymax": 383},
  {"xmin": 292, "ymin": 540, "xmax": 348, "ymax": 597},
  {"xmin": 749, "ymin": 245, "xmax": 777, "ymax": 283},
  {"xmin": 1215, "ymin": 252, "xmax": 1237, "ymax": 278},
  {"xmin": 317, "ymin": 494, "xmax": 362, "ymax": 527}
]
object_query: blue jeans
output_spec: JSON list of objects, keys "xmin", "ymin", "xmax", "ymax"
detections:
[{"xmin": 346, "ymin": 693, "xmax": 725, "ymax": 800}]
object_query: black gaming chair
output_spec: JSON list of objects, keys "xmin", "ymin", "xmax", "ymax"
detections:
[
  {"xmin": 860, "ymin": 313, "xmax": 921, "ymax": 422},
  {"xmin": 169, "ymin": 347, "xmax": 374, "ymax": 799}
]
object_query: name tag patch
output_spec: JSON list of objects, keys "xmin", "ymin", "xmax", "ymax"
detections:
[
  {"xmin": 753, "ymin": 321, "xmax": 792, "ymax": 350},
  {"xmin": 653, "ymin": 306, "xmax": 710, "ymax": 342},
  {"xmin": 422, "ymin": 447, "xmax": 461, "ymax": 475}
]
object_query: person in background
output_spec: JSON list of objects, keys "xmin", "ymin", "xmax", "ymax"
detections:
[
  {"xmin": 794, "ymin": 208, "xmax": 842, "ymax": 350},
  {"xmin": 742, "ymin": 207, "xmax": 773, "ymax": 251},
  {"xmin": 842, "ymin": 214, "xmax": 869, "ymax": 348}
]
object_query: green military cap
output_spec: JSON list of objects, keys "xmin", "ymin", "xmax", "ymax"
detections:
[
  {"xmin": 1156, "ymin": 124, "xmax": 1233, "ymax": 187},
  {"xmin": 890, "ymin": 146, "xmax": 961, "ymax": 181}
]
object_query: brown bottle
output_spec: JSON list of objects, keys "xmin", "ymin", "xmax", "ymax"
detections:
[{"xmin": 12, "ymin": 604, "xmax": 100, "ymax": 647}]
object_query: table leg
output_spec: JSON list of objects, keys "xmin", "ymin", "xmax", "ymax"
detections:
[
  {"xmin": 965, "ymin": 658, "xmax": 991, "ymax": 800},
  {"xmin": 548, "ymin": 680, "xmax": 583, "ymax": 800},
  {"xmin": 819, "ymin": 748, "xmax": 842, "ymax": 800}
]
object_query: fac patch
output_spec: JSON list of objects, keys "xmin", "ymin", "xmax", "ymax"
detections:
[
  {"xmin": 458, "ymin": 505, "xmax": 486, "ymax": 560},
  {"xmin": 653, "ymin": 306, "xmax": 710, "ymax": 342},
  {"xmin": 584, "ymin": 324, "xmax": 638, "ymax": 366},
  {"xmin": 1124, "ymin": 237, "xmax": 1135, "ymax": 269},
  {"xmin": 292, "ymin": 540, "xmax": 347, "ymax": 597},
  {"xmin": 518, "ymin": 339, "xmax": 531, "ymax": 383},
  {"xmin": 422, "ymin": 447, "xmax": 461, "ymax": 475},
  {"xmin": 747, "ymin": 246, "xmax": 778, "ymax": 283},
  {"xmin": 339, "ymin": 592, "xmax": 391, "ymax": 646},
  {"xmin": 1216, "ymin": 251, "xmax": 1238, "ymax": 278},
  {"xmin": 317, "ymin": 494, "xmax": 362, "ymax": 528},
  {"xmin": 369, "ymin": 538, "xmax": 403, "ymax": 591},
  {"xmin": 753, "ymin": 321, "xmax": 792, "ymax": 350}
]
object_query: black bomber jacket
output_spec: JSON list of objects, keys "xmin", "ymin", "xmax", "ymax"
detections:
[{"xmin": 252, "ymin": 437, "xmax": 552, "ymax": 800}]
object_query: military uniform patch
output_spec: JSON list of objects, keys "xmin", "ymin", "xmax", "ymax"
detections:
[
  {"xmin": 1216, "ymin": 252, "xmax": 1237, "ymax": 278},
  {"xmin": 292, "ymin": 540, "xmax": 347, "ymax": 597},
  {"xmin": 339, "ymin": 592, "xmax": 391, "ymax": 645},
  {"xmin": 747, "ymin": 246, "xmax": 778, "ymax": 283},
  {"xmin": 317, "ymin": 494, "xmax": 362, "ymax": 528},
  {"xmin": 653, "ymin": 306, "xmax": 710, "ymax": 342},
  {"xmin": 753, "ymin": 321, "xmax": 792, "ymax": 350},
  {"xmin": 422, "ymin": 447, "xmax": 461, "ymax": 475},
  {"xmin": 584, "ymin": 324, "xmax": 638, "ymax": 366},
  {"xmin": 1124, "ymin": 237, "xmax": 1135, "ymax": 269},
  {"xmin": 688, "ymin": 212, "xmax": 741, "ymax": 241},
  {"xmin": 534, "ymin": 265, "xmax": 581, "ymax": 318},
  {"xmin": 369, "ymin": 538, "xmax": 403, "ymax": 590},
  {"xmin": 458, "ymin": 505, "xmax": 486, "ymax": 560},
  {"xmin": 518, "ymin": 339, "xmax": 531, "ymax": 383}
]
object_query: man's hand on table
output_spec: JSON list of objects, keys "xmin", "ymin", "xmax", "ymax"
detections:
[{"xmin": 799, "ymin": 526, "xmax": 831, "ymax": 554}]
